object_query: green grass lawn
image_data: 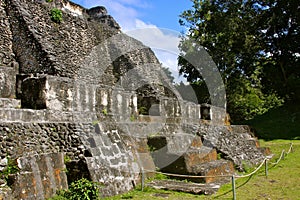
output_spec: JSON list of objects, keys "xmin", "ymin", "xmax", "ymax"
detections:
[
  {"xmin": 104, "ymin": 103, "xmax": 300, "ymax": 199},
  {"xmin": 104, "ymin": 140, "xmax": 300, "ymax": 200},
  {"xmin": 214, "ymin": 140, "xmax": 300, "ymax": 200}
]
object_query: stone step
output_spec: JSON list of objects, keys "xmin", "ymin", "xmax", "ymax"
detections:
[
  {"xmin": 0, "ymin": 108, "xmax": 97, "ymax": 123},
  {"xmin": 154, "ymin": 146, "xmax": 217, "ymax": 175},
  {"xmin": 147, "ymin": 134, "xmax": 203, "ymax": 155},
  {"xmin": 146, "ymin": 179, "xmax": 220, "ymax": 195},
  {"xmin": 189, "ymin": 159, "xmax": 234, "ymax": 183},
  {"xmin": 0, "ymin": 98, "xmax": 21, "ymax": 108},
  {"xmin": 184, "ymin": 146, "xmax": 217, "ymax": 167}
]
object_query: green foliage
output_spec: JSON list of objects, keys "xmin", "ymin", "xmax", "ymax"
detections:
[
  {"xmin": 46, "ymin": 0, "xmax": 53, "ymax": 2},
  {"xmin": 92, "ymin": 120, "xmax": 99, "ymax": 126},
  {"xmin": 130, "ymin": 115, "xmax": 136, "ymax": 122},
  {"xmin": 50, "ymin": 178, "xmax": 100, "ymax": 200},
  {"xmin": 179, "ymin": 0, "xmax": 299, "ymax": 122},
  {"xmin": 227, "ymin": 75, "xmax": 284, "ymax": 122},
  {"xmin": 64, "ymin": 155, "xmax": 71, "ymax": 163},
  {"xmin": 153, "ymin": 173, "xmax": 168, "ymax": 180},
  {"xmin": 147, "ymin": 145, "xmax": 157, "ymax": 152},
  {"xmin": 138, "ymin": 106, "xmax": 148, "ymax": 115},
  {"xmin": 175, "ymin": 81, "xmax": 210, "ymax": 104},
  {"xmin": 48, "ymin": 190, "xmax": 69, "ymax": 200},
  {"xmin": 102, "ymin": 108, "xmax": 108, "ymax": 116},
  {"xmin": 0, "ymin": 157, "xmax": 19, "ymax": 185},
  {"xmin": 67, "ymin": 178, "xmax": 100, "ymax": 200},
  {"xmin": 244, "ymin": 103, "xmax": 300, "ymax": 140},
  {"xmin": 50, "ymin": 8, "xmax": 63, "ymax": 23},
  {"xmin": 161, "ymin": 66, "xmax": 175, "ymax": 84}
]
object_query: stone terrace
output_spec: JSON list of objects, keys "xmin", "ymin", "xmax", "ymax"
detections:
[{"xmin": 0, "ymin": 0, "xmax": 268, "ymax": 199}]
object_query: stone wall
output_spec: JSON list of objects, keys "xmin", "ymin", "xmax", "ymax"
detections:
[
  {"xmin": 0, "ymin": 0, "xmax": 267, "ymax": 199},
  {"xmin": 0, "ymin": 121, "xmax": 154, "ymax": 197},
  {"xmin": 13, "ymin": 153, "xmax": 68, "ymax": 199},
  {"xmin": 0, "ymin": 0, "xmax": 18, "ymax": 98}
]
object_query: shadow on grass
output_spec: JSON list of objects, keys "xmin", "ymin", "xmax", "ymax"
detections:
[
  {"xmin": 235, "ymin": 103, "xmax": 300, "ymax": 140},
  {"xmin": 213, "ymin": 175, "xmax": 253, "ymax": 199}
]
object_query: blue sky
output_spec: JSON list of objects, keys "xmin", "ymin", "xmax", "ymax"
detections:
[
  {"xmin": 72, "ymin": 0, "xmax": 192, "ymax": 32},
  {"xmin": 71, "ymin": 0, "xmax": 192, "ymax": 82}
]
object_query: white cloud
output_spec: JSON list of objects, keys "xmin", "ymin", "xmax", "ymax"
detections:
[
  {"xmin": 125, "ymin": 22, "xmax": 181, "ymax": 54},
  {"xmin": 77, "ymin": 0, "xmax": 148, "ymax": 30},
  {"xmin": 125, "ymin": 24, "xmax": 185, "ymax": 83},
  {"xmin": 74, "ymin": 0, "xmax": 186, "ymax": 83}
]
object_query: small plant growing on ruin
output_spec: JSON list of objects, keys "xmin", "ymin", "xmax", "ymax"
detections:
[
  {"xmin": 102, "ymin": 108, "xmax": 108, "ymax": 116},
  {"xmin": 68, "ymin": 178, "xmax": 100, "ymax": 200},
  {"xmin": 130, "ymin": 115, "xmax": 136, "ymax": 122},
  {"xmin": 92, "ymin": 120, "xmax": 99, "ymax": 126},
  {"xmin": 50, "ymin": 8, "xmax": 63, "ymax": 23},
  {"xmin": 138, "ymin": 106, "xmax": 148, "ymax": 115},
  {"xmin": 46, "ymin": 0, "xmax": 53, "ymax": 2},
  {"xmin": 64, "ymin": 155, "xmax": 71, "ymax": 164},
  {"xmin": 0, "ymin": 157, "xmax": 19, "ymax": 186},
  {"xmin": 50, "ymin": 178, "xmax": 100, "ymax": 200}
]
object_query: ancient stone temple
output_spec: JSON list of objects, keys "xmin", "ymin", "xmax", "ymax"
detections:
[{"xmin": 0, "ymin": 0, "xmax": 268, "ymax": 199}]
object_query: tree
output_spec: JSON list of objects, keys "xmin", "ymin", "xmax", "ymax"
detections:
[
  {"xmin": 161, "ymin": 66, "xmax": 175, "ymax": 84},
  {"xmin": 179, "ymin": 0, "xmax": 298, "ymax": 122}
]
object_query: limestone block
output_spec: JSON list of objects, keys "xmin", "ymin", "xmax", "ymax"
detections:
[
  {"xmin": 0, "ymin": 67, "xmax": 17, "ymax": 98},
  {"xmin": 189, "ymin": 160, "xmax": 234, "ymax": 183},
  {"xmin": 0, "ymin": 98, "xmax": 20, "ymax": 109},
  {"xmin": 147, "ymin": 180, "xmax": 220, "ymax": 195},
  {"xmin": 12, "ymin": 153, "xmax": 68, "ymax": 199}
]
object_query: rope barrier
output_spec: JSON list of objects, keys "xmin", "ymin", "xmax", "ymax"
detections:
[
  {"xmin": 140, "ymin": 143, "xmax": 294, "ymax": 200},
  {"xmin": 143, "ymin": 169, "xmax": 232, "ymax": 178},
  {"xmin": 235, "ymin": 158, "xmax": 268, "ymax": 178},
  {"xmin": 269, "ymin": 150, "xmax": 285, "ymax": 165},
  {"xmin": 269, "ymin": 143, "xmax": 293, "ymax": 165}
]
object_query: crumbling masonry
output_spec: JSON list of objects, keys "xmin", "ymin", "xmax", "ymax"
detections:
[{"xmin": 0, "ymin": 0, "xmax": 268, "ymax": 199}]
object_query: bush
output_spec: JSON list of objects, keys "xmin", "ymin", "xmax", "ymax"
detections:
[
  {"xmin": 49, "ymin": 178, "xmax": 100, "ymax": 200},
  {"xmin": 50, "ymin": 8, "xmax": 63, "ymax": 23},
  {"xmin": 67, "ymin": 178, "xmax": 100, "ymax": 200},
  {"xmin": 0, "ymin": 157, "xmax": 19, "ymax": 186}
]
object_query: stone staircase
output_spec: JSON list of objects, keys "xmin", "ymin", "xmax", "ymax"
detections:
[
  {"xmin": 146, "ymin": 124, "xmax": 269, "ymax": 194},
  {"xmin": 147, "ymin": 179, "xmax": 221, "ymax": 195},
  {"xmin": 148, "ymin": 134, "xmax": 234, "ymax": 185}
]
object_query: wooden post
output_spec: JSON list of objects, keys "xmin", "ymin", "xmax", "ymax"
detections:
[
  {"xmin": 290, "ymin": 143, "xmax": 294, "ymax": 153},
  {"xmin": 232, "ymin": 175, "xmax": 236, "ymax": 200},
  {"xmin": 265, "ymin": 159, "xmax": 268, "ymax": 178},
  {"xmin": 141, "ymin": 168, "xmax": 144, "ymax": 191}
]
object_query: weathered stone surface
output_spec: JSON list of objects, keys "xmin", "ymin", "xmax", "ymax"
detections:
[
  {"xmin": 197, "ymin": 124, "xmax": 266, "ymax": 171},
  {"xmin": 12, "ymin": 153, "xmax": 68, "ymax": 200},
  {"xmin": 147, "ymin": 180, "xmax": 220, "ymax": 195},
  {"xmin": 0, "ymin": 0, "xmax": 268, "ymax": 198},
  {"xmin": 0, "ymin": 186, "xmax": 12, "ymax": 200},
  {"xmin": 0, "ymin": 98, "xmax": 20, "ymax": 109},
  {"xmin": 0, "ymin": 158, "xmax": 7, "ymax": 171},
  {"xmin": 190, "ymin": 160, "xmax": 234, "ymax": 183},
  {"xmin": 0, "ymin": 66, "xmax": 18, "ymax": 98},
  {"xmin": 184, "ymin": 147, "xmax": 217, "ymax": 169}
]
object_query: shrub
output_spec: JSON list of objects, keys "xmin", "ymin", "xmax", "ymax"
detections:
[
  {"xmin": 67, "ymin": 178, "xmax": 100, "ymax": 200},
  {"xmin": 0, "ymin": 157, "xmax": 19, "ymax": 186},
  {"xmin": 49, "ymin": 178, "xmax": 100, "ymax": 200},
  {"xmin": 50, "ymin": 8, "xmax": 63, "ymax": 23}
]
